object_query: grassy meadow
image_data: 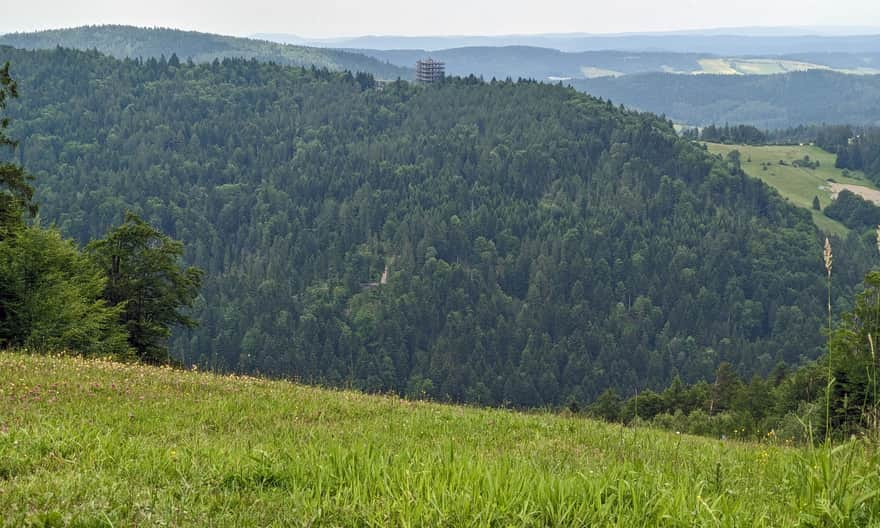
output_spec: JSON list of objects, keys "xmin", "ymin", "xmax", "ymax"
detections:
[
  {"xmin": 692, "ymin": 59, "xmax": 879, "ymax": 76},
  {"xmin": 705, "ymin": 142, "xmax": 877, "ymax": 236},
  {"xmin": 2, "ymin": 352, "xmax": 880, "ymax": 526}
]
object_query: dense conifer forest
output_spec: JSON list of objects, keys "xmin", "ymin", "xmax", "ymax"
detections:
[
  {"xmin": 0, "ymin": 58, "xmax": 200, "ymax": 362},
  {"xmin": 2, "ymin": 45, "xmax": 873, "ymax": 408}
]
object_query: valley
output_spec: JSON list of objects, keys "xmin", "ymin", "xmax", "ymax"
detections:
[
  {"xmin": 573, "ymin": 71, "xmax": 880, "ymax": 128},
  {"xmin": 3, "ymin": 13, "xmax": 880, "ymax": 524},
  {"xmin": 0, "ymin": 45, "xmax": 840, "ymax": 406}
]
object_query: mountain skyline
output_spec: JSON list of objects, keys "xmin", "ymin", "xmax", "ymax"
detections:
[
  {"xmin": 2, "ymin": 0, "xmax": 879, "ymax": 39},
  {"xmin": 5, "ymin": 23, "xmax": 880, "ymax": 58},
  {"xmin": 255, "ymin": 30, "xmax": 880, "ymax": 54},
  {"xmin": 255, "ymin": 25, "xmax": 880, "ymax": 46}
]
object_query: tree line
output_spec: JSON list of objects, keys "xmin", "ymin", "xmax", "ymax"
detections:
[
  {"xmin": 682, "ymin": 124, "xmax": 767, "ymax": 145},
  {"xmin": 0, "ymin": 25, "xmax": 410, "ymax": 80},
  {"xmin": 588, "ymin": 249, "xmax": 880, "ymax": 443}
]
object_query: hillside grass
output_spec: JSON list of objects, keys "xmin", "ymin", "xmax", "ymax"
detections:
[
  {"xmin": 705, "ymin": 142, "xmax": 877, "ymax": 236},
  {"xmin": 2, "ymin": 352, "xmax": 880, "ymax": 526},
  {"xmin": 693, "ymin": 58, "xmax": 878, "ymax": 76}
]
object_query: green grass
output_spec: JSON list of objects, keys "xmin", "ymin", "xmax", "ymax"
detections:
[
  {"xmin": 705, "ymin": 143, "xmax": 877, "ymax": 236},
  {"xmin": 2, "ymin": 352, "xmax": 880, "ymax": 526}
]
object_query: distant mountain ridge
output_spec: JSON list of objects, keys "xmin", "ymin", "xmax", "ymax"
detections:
[
  {"xmin": 3, "ymin": 25, "xmax": 877, "ymax": 84},
  {"xmin": 254, "ymin": 30, "xmax": 880, "ymax": 55},
  {"xmin": 347, "ymin": 46, "xmax": 880, "ymax": 81},
  {"xmin": 572, "ymin": 70, "xmax": 880, "ymax": 128},
  {"xmin": 347, "ymin": 47, "xmax": 705, "ymax": 80},
  {"xmin": 0, "ymin": 25, "xmax": 411, "ymax": 79}
]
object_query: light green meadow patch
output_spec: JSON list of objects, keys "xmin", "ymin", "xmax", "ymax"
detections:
[
  {"xmin": 697, "ymin": 58, "xmax": 739, "ymax": 75},
  {"xmin": 580, "ymin": 66, "xmax": 624, "ymax": 78},
  {"xmin": 839, "ymin": 67, "xmax": 880, "ymax": 75},
  {"xmin": 728, "ymin": 59, "xmax": 829, "ymax": 75},
  {"xmin": 1, "ymin": 352, "xmax": 880, "ymax": 526},
  {"xmin": 692, "ymin": 58, "xmax": 877, "ymax": 76},
  {"xmin": 705, "ymin": 143, "xmax": 876, "ymax": 236}
]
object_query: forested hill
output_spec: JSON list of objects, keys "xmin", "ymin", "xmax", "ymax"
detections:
[
  {"xmin": 572, "ymin": 70, "xmax": 880, "ymax": 128},
  {"xmin": 1, "ymin": 46, "xmax": 859, "ymax": 407},
  {"xmin": 0, "ymin": 25, "xmax": 410, "ymax": 79}
]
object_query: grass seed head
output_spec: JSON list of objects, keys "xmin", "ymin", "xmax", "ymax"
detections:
[{"xmin": 824, "ymin": 237, "xmax": 833, "ymax": 277}]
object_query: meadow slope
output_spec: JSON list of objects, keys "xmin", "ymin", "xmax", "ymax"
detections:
[
  {"xmin": 1, "ymin": 352, "xmax": 879, "ymax": 526},
  {"xmin": 705, "ymin": 142, "xmax": 878, "ymax": 236}
]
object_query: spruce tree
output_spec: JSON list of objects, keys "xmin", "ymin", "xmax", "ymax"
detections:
[{"xmin": 88, "ymin": 213, "xmax": 203, "ymax": 363}]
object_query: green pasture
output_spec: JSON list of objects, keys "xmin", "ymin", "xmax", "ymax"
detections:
[
  {"xmin": 706, "ymin": 142, "xmax": 876, "ymax": 236},
  {"xmin": 1, "ymin": 352, "xmax": 880, "ymax": 526}
]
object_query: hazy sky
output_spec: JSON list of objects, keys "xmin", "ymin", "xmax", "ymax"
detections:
[{"xmin": 2, "ymin": 0, "xmax": 879, "ymax": 38}]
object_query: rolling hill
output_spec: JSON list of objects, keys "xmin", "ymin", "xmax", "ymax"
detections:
[
  {"xmin": 351, "ymin": 47, "xmax": 706, "ymax": 80},
  {"xmin": 355, "ymin": 47, "xmax": 880, "ymax": 82},
  {"xmin": 572, "ymin": 70, "xmax": 880, "ymax": 128},
  {"xmin": 0, "ymin": 25, "xmax": 411, "ymax": 79},
  {"xmin": 2, "ymin": 351, "xmax": 879, "ymax": 526},
  {"xmin": 254, "ymin": 30, "xmax": 880, "ymax": 55},
  {"xmin": 0, "ymin": 45, "xmax": 857, "ymax": 407},
  {"xmin": 4, "ymin": 26, "xmax": 875, "ymax": 90}
]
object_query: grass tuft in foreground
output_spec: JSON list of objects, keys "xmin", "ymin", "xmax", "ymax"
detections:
[{"xmin": 2, "ymin": 352, "xmax": 880, "ymax": 526}]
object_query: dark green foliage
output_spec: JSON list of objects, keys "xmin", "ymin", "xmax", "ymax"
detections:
[
  {"xmin": 828, "ymin": 270, "xmax": 880, "ymax": 434},
  {"xmin": 831, "ymin": 130, "xmax": 880, "ymax": 185},
  {"xmin": 599, "ymin": 269, "xmax": 880, "ymax": 442},
  {"xmin": 725, "ymin": 149, "xmax": 742, "ymax": 169},
  {"xmin": 0, "ymin": 61, "xmax": 16, "ymax": 146},
  {"xmin": 87, "ymin": 213, "xmax": 203, "ymax": 363},
  {"xmin": 699, "ymin": 124, "xmax": 767, "ymax": 145},
  {"xmin": 0, "ymin": 61, "xmax": 36, "ymax": 237},
  {"xmin": 0, "ymin": 226, "xmax": 130, "ymax": 355},
  {"xmin": 759, "ymin": 124, "xmax": 853, "ymax": 147},
  {"xmin": 0, "ymin": 46, "xmax": 846, "ymax": 405},
  {"xmin": 0, "ymin": 25, "xmax": 410, "ymax": 80},
  {"xmin": 824, "ymin": 190, "xmax": 880, "ymax": 231},
  {"xmin": 592, "ymin": 359, "xmax": 824, "ymax": 441},
  {"xmin": 0, "ymin": 62, "xmax": 127, "ymax": 355},
  {"xmin": 813, "ymin": 196, "xmax": 821, "ymax": 211},
  {"xmin": 817, "ymin": 125, "xmax": 856, "ymax": 150},
  {"xmin": 590, "ymin": 389, "xmax": 622, "ymax": 422},
  {"xmin": 791, "ymin": 155, "xmax": 819, "ymax": 169}
]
